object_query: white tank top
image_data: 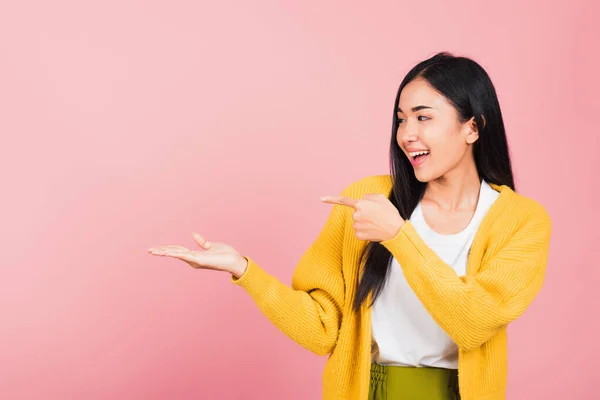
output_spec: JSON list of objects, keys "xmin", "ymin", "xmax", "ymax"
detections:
[{"xmin": 371, "ymin": 180, "xmax": 500, "ymax": 368}]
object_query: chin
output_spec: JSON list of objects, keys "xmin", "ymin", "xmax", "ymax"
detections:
[
  {"xmin": 413, "ymin": 170, "xmax": 432, "ymax": 183},
  {"xmin": 413, "ymin": 169, "xmax": 441, "ymax": 183}
]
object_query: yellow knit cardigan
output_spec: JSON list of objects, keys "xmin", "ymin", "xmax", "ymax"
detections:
[{"xmin": 233, "ymin": 175, "xmax": 552, "ymax": 399}]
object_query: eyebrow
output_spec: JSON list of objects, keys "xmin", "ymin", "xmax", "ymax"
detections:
[{"xmin": 397, "ymin": 105, "xmax": 433, "ymax": 113}]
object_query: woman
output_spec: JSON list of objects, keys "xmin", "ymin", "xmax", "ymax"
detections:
[{"xmin": 148, "ymin": 52, "xmax": 552, "ymax": 400}]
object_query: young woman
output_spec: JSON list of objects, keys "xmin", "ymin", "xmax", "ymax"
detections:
[{"xmin": 148, "ymin": 52, "xmax": 552, "ymax": 400}]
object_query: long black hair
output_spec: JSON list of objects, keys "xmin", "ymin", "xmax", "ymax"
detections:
[{"xmin": 353, "ymin": 52, "xmax": 515, "ymax": 312}]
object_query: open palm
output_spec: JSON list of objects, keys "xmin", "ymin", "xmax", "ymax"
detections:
[{"xmin": 148, "ymin": 233, "xmax": 248, "ymax": 278}]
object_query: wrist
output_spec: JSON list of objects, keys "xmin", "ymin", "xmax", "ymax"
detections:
[
  {"xmin": 387, "ymin": 217, "xmax": 405, "ymax": 240},
  {"xmin": 231, "ymin": 256, "xmax": 249, "ymax": 279}
]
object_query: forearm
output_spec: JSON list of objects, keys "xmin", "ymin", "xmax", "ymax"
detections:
[
  {"xmin": 381, "ymin": 221, "xmax": 548, "ymax": 350},
  {"xmin": 232, "ymin": 256, "xmax": 343, "ymax": 356}
]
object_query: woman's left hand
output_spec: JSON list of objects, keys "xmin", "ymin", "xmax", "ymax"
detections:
[{"xmin": 320, "ymin": 193, "xmax": 405, "ymax": 242}]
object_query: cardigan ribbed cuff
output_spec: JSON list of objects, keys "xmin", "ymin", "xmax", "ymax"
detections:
[
  {"xmin": 231, "ymin": 256, "xmax": 274, "ymax": 296},
  {"xmin": 380, "ymin": 220, "xmax": 428, "ymax": 262}
]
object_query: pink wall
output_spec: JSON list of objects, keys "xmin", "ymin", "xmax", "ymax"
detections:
[{"xmin": 1, "ymin": 0, "xmax": 598, "ymax": 398}]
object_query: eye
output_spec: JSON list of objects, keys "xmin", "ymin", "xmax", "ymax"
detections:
[
  {"xmin": 418, "ymin": 116, "xmax": 430, "ymax": 121},
  {"xmin": 396, "ymin": 117, "xmax": 405, "ymax": 124}
]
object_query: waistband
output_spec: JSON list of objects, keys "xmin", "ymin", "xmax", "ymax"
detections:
[{"xmin": 370, "ymin": 363, "xmax": 459, "ymax": 393}]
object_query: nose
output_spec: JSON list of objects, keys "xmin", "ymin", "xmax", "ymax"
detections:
[{"xmin": 397, "ymin": 119, "xmax": 418, "ymax": 145}]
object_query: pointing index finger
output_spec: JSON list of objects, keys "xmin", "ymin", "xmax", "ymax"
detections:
[{"xmin": 320, "ymin": 195, "xmax": 358, "ymax": 208}]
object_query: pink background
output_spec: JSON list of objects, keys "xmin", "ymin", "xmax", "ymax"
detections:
[{"xmin": 1, "ymin": 0, "xmax": 598, "ymax": 399}]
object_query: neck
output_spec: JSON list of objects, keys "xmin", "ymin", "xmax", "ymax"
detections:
[{"xmin": 423, "ymin": 162, "xmax": 481, "ymax": 212}]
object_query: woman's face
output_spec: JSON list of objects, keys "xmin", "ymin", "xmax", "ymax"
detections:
[{"xmin": 396, "ymin": 78, "xmax": 479, "ymax": 183}]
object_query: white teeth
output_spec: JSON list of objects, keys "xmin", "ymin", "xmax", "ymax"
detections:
[{"xmin": 409, "ymin": 150, "xmax": 429, "ymax": 157}]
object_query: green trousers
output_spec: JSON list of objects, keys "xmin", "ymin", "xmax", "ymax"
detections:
[{"xmin": 368, "ymin": 363, "xmax": 460, "ymax": 400}]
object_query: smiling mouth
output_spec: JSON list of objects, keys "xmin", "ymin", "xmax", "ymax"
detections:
[{"xmin": 408, "ymin": 150, "xmax": 430, "ymax": 162}]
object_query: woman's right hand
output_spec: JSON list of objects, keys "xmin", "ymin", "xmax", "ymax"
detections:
[{"xmin": 148, "ymin": 233, "xmax": 248, "ymax": 278}]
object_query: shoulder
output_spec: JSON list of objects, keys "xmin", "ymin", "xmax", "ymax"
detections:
[
  {"xmin": 495, "ymin": 185, "xmax": 552, "ymax": 234},
  {"xmin": 512, "ymin": 190, "xmax": 551, "ymax": 223},
  {"xmin": 341, "ymin": 174, "xmax": 393, "ymax": 198}
]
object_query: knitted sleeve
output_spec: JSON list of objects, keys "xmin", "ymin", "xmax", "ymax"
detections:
[
  {"xmin": 381, "ymin": 203, "xmax": 552, "ymax": 352},
  {"xmin": 231, "ymin": 186, "xmax": 351, "ymax": 356}
]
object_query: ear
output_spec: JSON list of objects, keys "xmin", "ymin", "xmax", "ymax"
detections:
[{"xmin": 465, "ymin": 116, "xmax": 480, "ymax": 144}]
